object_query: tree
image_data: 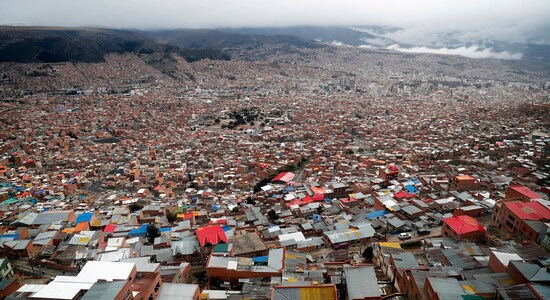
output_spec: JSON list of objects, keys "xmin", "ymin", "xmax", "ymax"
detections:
[
  {"xmin": 316, "ymin": 205, "xmax": 324, "ymax": 215},
  {"xmin": 129, "ymin": 202, "xmax": 143, "ymax": 213},
  {"xmin": 362, "ymin": 246, "xmax": 374, "ymax": 263},
  {"xmin": 245, "ymin": 196, "xmax": 255, "ymax": 205},
  {"xmin": 268, "ymin": 209, "xmax": 279, "ymax": 221},
  {"xmin": 166, "ymin": 211, "xmax": 177, "ymax": 224},
  {"xmin": 146, "ymin": 224, "xmax": 160, "ymax": 244}
]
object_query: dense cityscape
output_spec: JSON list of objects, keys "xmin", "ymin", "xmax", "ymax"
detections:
[{"xmin": 0, "ymin": 2, "xmax": 549, "ymax": 299}]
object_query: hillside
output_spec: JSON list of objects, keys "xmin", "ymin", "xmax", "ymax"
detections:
[{"xmin": 0, "ymin": 27, "xmax": 229, "ymax": 63}]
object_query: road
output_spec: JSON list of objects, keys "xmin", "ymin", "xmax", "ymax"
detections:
[
  {"xmin": 385, "ymin": 226, "xmax": 442, "ymax": 243},
  {"xmin": 10, "ymin": 258, "xmax": 73, "ymax": 281}
]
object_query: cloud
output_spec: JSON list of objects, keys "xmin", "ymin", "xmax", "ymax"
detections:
[
  {"xmin": 386, "ymin": 44, "xmax": 523, "ymax": 60},
  {"xmin": 359, "ymin": 37, "xmax": 392, "ymax": 47},
  {"xmin": 0, "ymin": 0, "xmax": 548, "ymax": 49},
  {"xmin": 1, "ymin": 0, "xmax": 549, "ymax": 31}
]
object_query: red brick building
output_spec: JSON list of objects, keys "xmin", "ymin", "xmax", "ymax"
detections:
[
  {"xmin": 491, "ymin": 201, "xmax": 550, "ymax": 237},
  {"xmin": 504, "ymin": 185, "xmax": 542, "ymax": 202},
  {"xmin": 448, "ymin": 175, "xmax": 480, "ymax": 192},
  {"xmin": 441, "ymin": 215, "xmax": 487, "ymax": 241}
]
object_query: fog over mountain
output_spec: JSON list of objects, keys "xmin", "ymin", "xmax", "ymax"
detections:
[{"xmin": 1, "ymin": 0, "xmax": 549, "ymax": 61}]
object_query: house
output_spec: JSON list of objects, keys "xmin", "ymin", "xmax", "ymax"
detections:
[
  {"xmin": 228, "ymin": 232, "xmax": 268, "ymax": 258},
  {"xmin": 507, "ymin": 261, "xmax": 550, "ymax": 284},
  {"xmin": 344, "ymin": 265, "xmax": 381, "ymax": 300},
  {"xmin": 389, "ymin": 252, "xmax": 420, "ymax": 292},
  {"xmin": 0, "ymin": 259, "xmax": 14, "ymax": 280},
  {"xmin": 423, "ymin": 277, "xmax": 466, "ymax": 300},
  {"xmin": 206, "ymin": 248, "xmax": 284, "ymax": 283},
  {"xmin": 442, "ymin": 215, "xmax": 487, "ymax": 241},
  {"xmin": 271, "ymin": 284, "xmax": 338, "ymax": 300},
  {"xmin": 488, "ymin": 251, "xmax": 524, "ymax": 273},
  {"xmin": 196, "ymin": 225, "xmax": 228, "ymax": 250},
  {"xmin": 158, "ymin": 283, "xmax": 200, "ymax": 300},
  {"xmin": 0, "ymin": 277, "xmax": 21, "ymax": 299},
  {"xmin": 504, "ymin": 185, "xmax": 543, "ymax": 202},
  {"xmin": 448, "ymin": 175, "xmax": 480, "ymax": 192},
  {"xmin": 491, "ymin": 201, "xmax": 550, "ymax": 238},
  {"xmin": 323, "ymin": 223, "xmax": 375, "ymax": 249},
  {"xmin": 11, "ymin": 261, "xmax": 138, "ymax": 300},
  {"xmin": 453, "ymin": 205, "xmax": 486, "ymax": 218}
]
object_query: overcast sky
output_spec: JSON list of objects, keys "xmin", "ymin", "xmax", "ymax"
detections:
[
  {"xmin": 1, "ymin": 0, "xmax": 549, "ymax": 53},
  {"xmin": 1, "ymin": 0, "xmax": 548, "ymax": 30}
]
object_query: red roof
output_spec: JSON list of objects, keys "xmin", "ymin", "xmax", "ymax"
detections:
[
  {"xmin": 443, "ymin": 215, "xmax": 486, "ymax": 235},
  {"xmin": 196, "ymin": 225, "xmax": 228, "ymax": 247},
  {"xmin": 394, "ymin": 191, "xmax": 416, "ymax": 199},
  {"xmin": 104, "ymin": 224, "xmax": 117, "ymax": 233},
  {"xmin": 505, "ymin": 201, "xmax": 550, "ymax": 220},
  {"xmin": 272, "ymin": 172, "xmax": 295, "ymax": 183},
  {"xmin": 509, "ymin": 186, "xmax": 541, "ymax": 200},
  {"xmin": 310, "ymin": 187, "xmax": 326, "ymax": 195},
  {"xmin": 303, "ymin": 194, "xmax": 325, "ymax": 204}
]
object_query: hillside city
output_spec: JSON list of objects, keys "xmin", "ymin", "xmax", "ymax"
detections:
[{"xmin": 0, "ymin": 34, "xmax": 549, "ymax": 300}]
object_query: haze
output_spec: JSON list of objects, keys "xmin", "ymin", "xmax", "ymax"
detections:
[{"xmin": 1, "ymin": 0, "xmax": 548, "ymax": 37}]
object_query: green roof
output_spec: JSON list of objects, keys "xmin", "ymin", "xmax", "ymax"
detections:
[
  {"xmin": 2, "ymin": 198, "xmax": 19, "ymax": 205},
  {"xmin": 213, "ymin": 243, "xmax": 230, "ymax": 253}
]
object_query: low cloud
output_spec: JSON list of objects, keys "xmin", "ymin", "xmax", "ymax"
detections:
[
  {"xmin": 359, "ymin": 37, "xmax": 392, "ymax": 47},
  {"xmin": 386, "ymin": 44, "xmax": 523, "ymax": 60}
]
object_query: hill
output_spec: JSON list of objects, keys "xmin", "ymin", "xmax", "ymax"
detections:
[{"xmin": 0, "ymin": 27, "xmax": 229, "ymax": 63}]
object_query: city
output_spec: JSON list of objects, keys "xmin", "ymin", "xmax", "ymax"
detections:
[{"xmin": 0, "ymin": 1, "xmax": 549, "ymax": 300}]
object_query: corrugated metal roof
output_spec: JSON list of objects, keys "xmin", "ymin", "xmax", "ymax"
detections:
[
  {"xmin": 344, "ymin": 266, "xmax": 380, "ymax": 299},
  {"xmin": 30, "ymin": 281, "xmax": 94, "ymax": 299},
  {"xmin": 267, "ymin": 248, "xmax": 284, "ymax": 271},
  {"xmin": 81, "ymin": 281, "xmax": 126, "ymax": 300},
  {"xmin": 158, "ymin": 283, "xmax": 199, "ymax": 300}
]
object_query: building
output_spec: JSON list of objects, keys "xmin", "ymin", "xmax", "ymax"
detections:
[
  {"xmin": 271, "ymin": 284, "xmax": 338, "ymax": 300},
  {"xmin": 206, "ymin": 248, "xmax": 284, "ymax": 284},
  {"xmin": 344, "ymin": 266, "xmax": 381, "ymax": 300},
  {"xmin": 0, "ymin": 259, "xmax": 14, "ymax": 281},
  {"xmin": 158, "ymin": 283, "xmax": 200, "ymax": 300},
  {"xmin": 448, "ymin": 175, "xmax": 480, "ymax": 192},
  {"xmin": 504, "ymin": 185, "xmax": 543, "ymax": 202},
  {"xmin": 491, "ymin": 201, "xmax": 550, "ymax": 238},
  {"xmin": 442, "ymin": 215, "xmax": 487, "ymax": 241},
  {"xmin": 11, "ymin": 261, "xmax": 139, "ymax": 300},
  {"xmin": 423, "ymin": 276, "xmax": 466, "ymax": 300}
]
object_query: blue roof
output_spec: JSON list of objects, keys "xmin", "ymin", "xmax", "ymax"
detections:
[
  {"xmin": 159, "ymin": 227, "xmax": 171, "ymax": 232},
  {"xmin": 76, "ymin": 212, "xmax": 93, "ymax": 224},
  {"xmin": 405, "ymin": 185, "xmax": 419, "ymax": 193},
  {"xmin": 129, "ymin": 224, "xmax": 150, "ymax": 237},
  {"xmin": 252, "ymin": 256, "xmax": 268, "ymax": 263},
  {"xmin": 367, "ymin": 210, "xmax": 387, "ymax": 219},
  {"xmin": 0, "ymin": 234, "xmax": 19, "ymax": 240},
  {"xmin": 223, "ymin": 225, "xmax": 231, "ymax": 232},
  {"xmin": 325, "ymin": 198, "xmax": 331, "ymax": 203}
]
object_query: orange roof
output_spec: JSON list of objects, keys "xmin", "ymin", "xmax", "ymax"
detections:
[{"xmin": 74, "ymin": 221, "xmax": 89, "ymax": 232}]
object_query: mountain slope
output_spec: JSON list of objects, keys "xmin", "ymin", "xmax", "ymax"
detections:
[
  {"xmin": 148, "ymin": 29, "xmax": 326, "ymax": 50},
  {"xmin": 0, "ymin": 27, "xmax": 229, "ymax": 63}
]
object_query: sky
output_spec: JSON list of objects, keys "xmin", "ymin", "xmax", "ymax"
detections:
[{"xmin": 1, "ymin": 0, "xmax": 549, "ymax": 59}]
